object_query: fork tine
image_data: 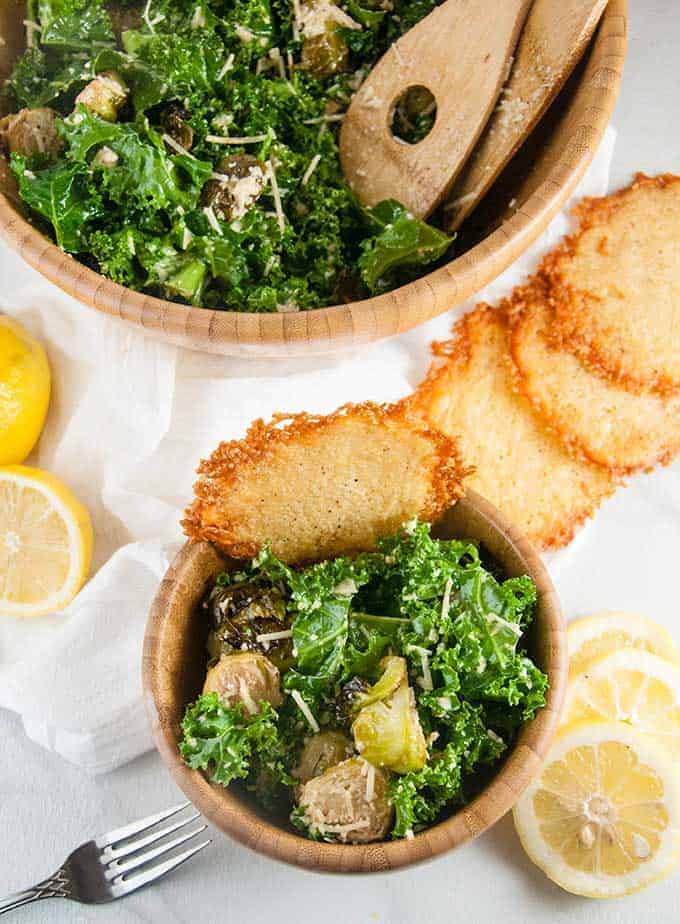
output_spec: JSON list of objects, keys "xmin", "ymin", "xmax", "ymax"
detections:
[
  {"xmin": 107, "ymin": 825, "xmax": 208, "ymax": 877},
  {"xmin": 96, "ymin": 802, "xmax": 191, "ymax": 849},
  {"xmin": 102, "ymin": 812, "xmax": 201, "ymax": 861},
  {"xmin": 110, "ymin": 838, "xmax": 211, "ymax": 899}
]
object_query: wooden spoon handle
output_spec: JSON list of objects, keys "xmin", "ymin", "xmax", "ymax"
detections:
[
  {"xmin": 340, "ymin": 0, "xmax": 534, "ymax": 219},
  {"xmin": 442, "ymin": 0, "xmax": 608, "ymax": 231}
]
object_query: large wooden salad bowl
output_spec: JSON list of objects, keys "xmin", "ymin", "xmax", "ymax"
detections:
[
  {"xmin": 143, "ymin": 490, "xmax": 566, "ymax": 873},
  {"xmin": 0, "ymin": 1, "xmax": 625, "ymax": 358}
]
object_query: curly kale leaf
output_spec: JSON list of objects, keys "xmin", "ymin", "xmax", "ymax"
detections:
[
  {"xmin": 288, "ymin": 557, "xmax": 371, "ymax": 677},
  {"xmin": 122, "ymin": 28, "xmax": 231, "ymax": 112},
  {"xmin": 12, "ymin": 155, "xmax": 103, "ymax": 251},
  {"xmin": 5, "ymin": 45, "xmax": 94, "ymax": 110},
  {"xmin": 358, "ymin": 199, "xmax": 452, "ymax": 294},
  {"xmin": 180, "ymin": 693, "xmax": 292, "ymax": 789},
  {"xmin": 63, "ymin": 109, "xmax": 211, "ymax": 210},
  {"xmin": 390, "ymin": 703, "xmax": 506, "ymax": 837},
  {"xmin": 39, "ymin": 0, "xmax": 115, "ymax": 51},
  {"xmin": 86, "ymin": 228, "xmax": 143, "ymax": 286}
]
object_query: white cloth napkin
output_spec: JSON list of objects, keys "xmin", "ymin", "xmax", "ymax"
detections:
[{"xmin": 4, "ymin": 125, "xmax": 668, "ymax": 776}]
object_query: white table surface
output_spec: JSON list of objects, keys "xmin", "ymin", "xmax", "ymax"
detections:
[{"xmin": 2, "ymin": 1, "xmax": 680, "ymax": 921}]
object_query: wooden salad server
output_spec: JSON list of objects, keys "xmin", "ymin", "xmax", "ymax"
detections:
[
  {"xmin": 339, "ymin": 0, "xmax": 534, "ymax": 220},
  {"xmin": 443, "ymin": 0, "xmax": 608, "ymax": 231}
]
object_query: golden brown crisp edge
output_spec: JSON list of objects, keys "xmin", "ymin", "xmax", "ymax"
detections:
[
  {"xmin": 182, "ymin": 401, "xmax": 470, "ymax": 561},
  {"xmin": 408, "ymin": 302, "xmax": 619, "ymax": 551},
  {"xmin": 540, "ymin": 172, "xmax": 680, "ymax": 397}
]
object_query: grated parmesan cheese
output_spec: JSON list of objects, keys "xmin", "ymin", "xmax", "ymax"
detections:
[
  {"xmin": 312, "ymin": 818, "xmax": 370, "ymax": 839},
  {"xmin": 237, "ymin": 678, "xmax": 258, "ymax": 716},
  {"xmin": 162, "ymin": 132, "xmax": 196, "ymax": 158},
  {"xmin": 332, "ymin": 577, "xmax": 358, "ymax": 597},
  {"xmin": 206, "ymin": 133, "xmax": 269, "ymax": 145},
  {"xmin": 301, "ymin": 153, "xmax": 321, "ymax": 186},
  {"xmin": 291, "ymin": 690, "xmax": 320, "ymax": 733},
  {"xmin": 419, "ymin": 649, "xmax": 433, "ymax": 691},
  {"xmin": 269, "ymin": 46, "xmax": 287, "ymax": 80},
  {"xmin": 266, "ymin": 160, "xmax": 286, "ymax": 233},
  {"xmin": 365, "ymin": 762, "xmax": 375, "ymax": 802},
  {"xmin": 203, "ymin": 205, "xmax": 223, "ymax": 235},
  {"xmin": 235, "ymin": 23, "xmax": 256, "ymax": 43},
  {"xmin": 93, "ymin": 146, "xmax": 119, "ymax": 168},
  {"xmin": 255, "ymin": 629, "xmax": 294, "ymax": 643},
  {"xmin": 298, "ymin": 0, "xmax": 362, "ymax": 38},
  {"xmin": 191, "ymin": 4, "xmax": 206, "ymax": 28},
  {"xmin": 486, "ymin": 612, "xmax": 522, "ymax": 637},
  {"xmin": 291, "ymin": 0, "xmax": 302, "ymax": 38},
  {"xmin": 441, "ymin": 576, "xmax": 452, "ymax": 621},
  {"xmin": 217, "ymin": 54, "xmax": 236, "ymax": 80}
]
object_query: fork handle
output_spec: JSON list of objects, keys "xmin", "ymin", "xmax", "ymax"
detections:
[{"xmin": 0, "ymin": 870, "xmax": 70, "ymax": 916}]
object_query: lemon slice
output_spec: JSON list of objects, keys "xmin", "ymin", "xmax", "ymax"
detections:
[
  {"xmin": 568, "ymin": 611, "xmax": 680, "ymax": 680},
  {"xmin": 0, "ymin": 315, "xmax": 51, "ymax": 465},
  {"xmin": 563, "ymin": 649, "xmax": 680, "ymax": 758},
  {"xmin": 0, "ymin": 465, "xmax": 93, "ymax": 618},
  {"xmin": 513, "ymin": 721, "xmax": 680, "ymax": 897}
]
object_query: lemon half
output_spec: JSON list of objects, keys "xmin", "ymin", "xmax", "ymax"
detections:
[
  {"xmin": 513, "ymin": 721, "xmax": 680, "ymax": 898},
  {"xmin": 0, "ymin": 315, "xmax": 51, "ymax": 465},
  {"xmin": 568, "ymin": 611, "xmax": 680, "ymax": 680},
  {"xmin": 0, "ymin": 465, "xmax": 93, "ymax": 618}
]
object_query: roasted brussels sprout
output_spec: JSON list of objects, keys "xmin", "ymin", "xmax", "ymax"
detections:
[
  {"xmin": 296, "ymin": 757, "xmax": 393, "ymax": 843},
  {"xmin": 202, "ymin": 155, "xmax": 267, "ymax": 221},
  {"xmin": 160, "ymin": 103, "xmax": 194, "ymax": 152},
  {"xmin": 0, "ymin": 108, "xmax": 61, "ymax": 158},
  {"xmin": 203, "ymin": 652, "xmax": 283, "ymax": 716},
  {"xmin": 293, "ymin": 731, "xmax": 354, "ymax": 783},
  {"xmin": 204, "ymin": 579, "xmax": 292, "ymax": 669},
  {"xmin": 298, "ymin": 0, "xmax": 361, "ymax": 77},
  {"xmin": 106, "ymin": 1, "xmax": 142, "ymax": 41},
  {"xmin": 300, "ymin": 30, "xmax": 348, "ymax": 78},
  {"xmin": 335, "ymin": 676, "xmax": 370, "ymax": 725},
  {"xmin": 352, "ymin": 655, "xmax": 405, "ymax": 709},
  {"xmin": 351, "ymin": 656, "xmax": 427, "ymax": 773},
  {"xmin": 75, "ymin": 71, "xmax": 128, "ymax": 122}
]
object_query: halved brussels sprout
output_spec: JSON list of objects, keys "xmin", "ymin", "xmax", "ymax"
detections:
[
  {"xmin": 351, "ymin": 656, "xmax": 427, "ymax": 773},
  {"xmin": 351, "ymin": 655, "xmax": 406, "ymax": 710},
  {"xmin": 296, "ymin": 757, "xmax": 393, "ymax": 843},
  {"xmin": 204, "ymin": 580, "xmax": 292, "ymax": 670},
  {"xmin": 75, "ymin": 71, "xmax": 128, "ymax": 122},
  {"xmin": 300, "ymin": 29, "xmax": 348, "ymax": 77},
  {"xmin": 203, "ymin": 652, "xmax": 283, "ymax": 716},
  {"xmin": 293, "ymin": 731, "xmax": 353, "ymax": 783},
  {"xmin": 160, "ymin": 103, "xmax": 195, "ymax": 152}
]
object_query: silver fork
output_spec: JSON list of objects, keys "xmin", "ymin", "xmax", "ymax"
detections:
[{"xmin": 0, "ymin": 802, "xmax": 210, "ymax": 916}]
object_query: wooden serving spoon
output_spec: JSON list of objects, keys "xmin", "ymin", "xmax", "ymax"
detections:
[
  {"xmin": 442, "ymin": 0, "xmax": 608, "ymax": 231},
  {"xmin": 339, "ymin": 0, "xmax": 533, "ymax": 220}
]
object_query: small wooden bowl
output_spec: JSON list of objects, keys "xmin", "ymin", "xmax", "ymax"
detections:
[
  {"xmin": 0, "ymin": 2, "xmax": 625, "ymax": 358},
  {"xmin": 143, "ymin": 490, "xmax": 567, "ymax": 873}
]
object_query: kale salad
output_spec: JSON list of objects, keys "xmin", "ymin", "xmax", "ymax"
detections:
[
  {"xmin": 1, "ymin": 0, "xmax": 453, "ymax": 312},
  {"xmin": 179, "ymin": 521, "xmax": 548, "ymax": 842}
]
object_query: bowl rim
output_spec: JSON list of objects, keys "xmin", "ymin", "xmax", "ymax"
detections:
[
  {"xmin": 0, "ymin": 0, "xmax": 626, "ymax": 356},
  {"xmin": 142, "ymin": 489, "xmax": 567, "ymax": 874}
]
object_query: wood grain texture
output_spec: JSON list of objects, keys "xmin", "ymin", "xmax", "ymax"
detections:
[
  {"xmin": 339, "ymin": 0, "xmax": 532, "ymax": 218},
  {"xmin": 443, "ymin": 0, "xmax": 608, "ymax": 231},
  {"xmin": 0, "ymin": 1, "xmax": 626, "ymax": 358},
  {"xmin": 142, "ymin": 490, "xmax": 567, "ymax": 873}
]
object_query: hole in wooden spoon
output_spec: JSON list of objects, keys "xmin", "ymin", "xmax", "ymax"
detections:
[{"xmin": 390, "ymin": 85, "xmax": 437, "ymax": 145}]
